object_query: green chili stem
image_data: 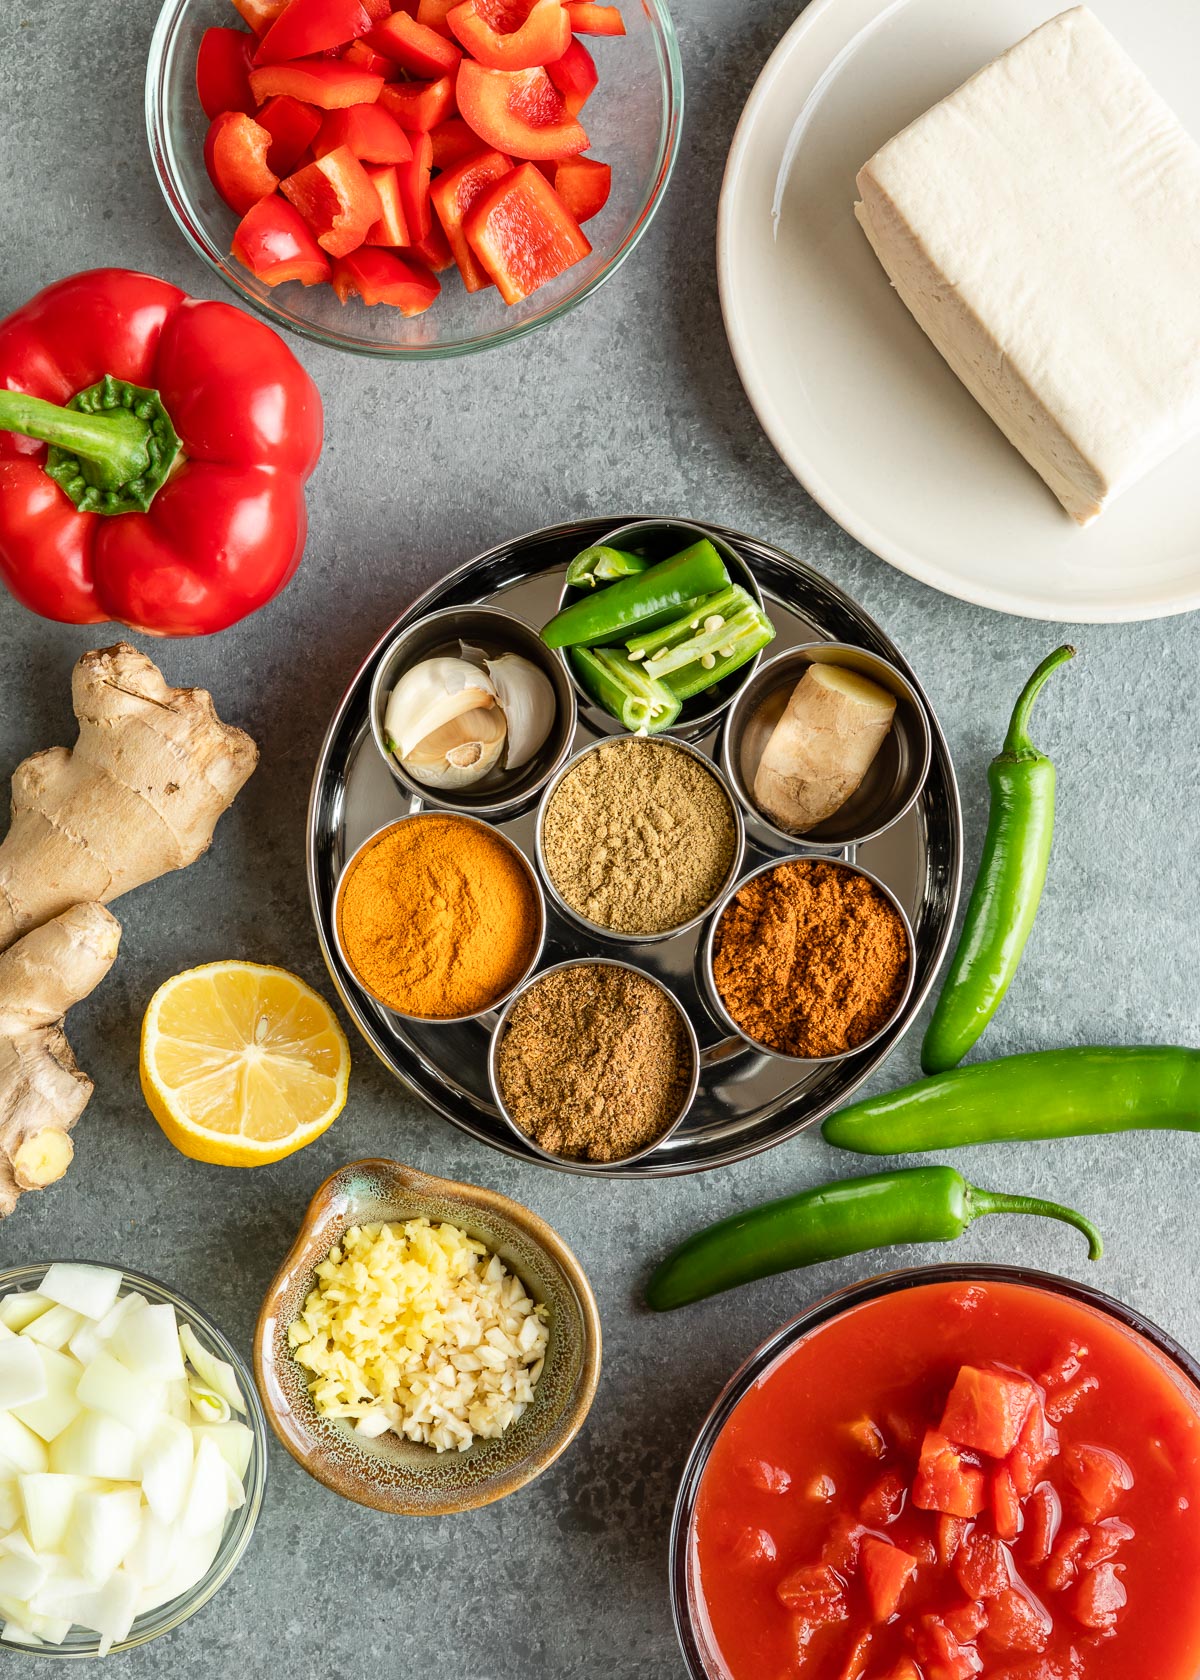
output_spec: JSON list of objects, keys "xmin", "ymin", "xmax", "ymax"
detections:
[
  {"xmin": 1002, "ymin": 644, "xmax": 1076, "ymax": 757},
  {"xmin": 962, "ymin": 1184, "xmax": 1102, "ymax": 1258}
]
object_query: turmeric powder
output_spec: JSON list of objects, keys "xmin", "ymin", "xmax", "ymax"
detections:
[{"xmin": 337, "ymin": 814, "xmax": 540, "ymax": 1019}]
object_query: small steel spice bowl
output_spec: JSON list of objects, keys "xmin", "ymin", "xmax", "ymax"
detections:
[
  {"xmin": 487, "ymin": 957, "xmax": 701, "ymax": 1169},
  {"xmin": 534, "ymin": 734, "xmax": 746, "ymax": 945},
  {"xmin": 331, "ymin": 813, "xmax": 546, "ymax": 1023},
  {"xmin": 700, "ymin": 854, "xmax": 917, "ymax": 1062},
  {"xmin": 368, "ymin": 605, "xmax": 578, "ymax": 821},
  {"xmin": 721, "ymin": 641, "xmax": 933, "ymax": 852}
]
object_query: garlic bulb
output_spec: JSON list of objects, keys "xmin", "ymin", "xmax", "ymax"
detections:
[
  {"xmin": 385, "ymin": 657, "xmax": 507, "ymax": 790},
  {"xmin": 385, "ymin": 647, "xmax": 556, "ymax": 790}
]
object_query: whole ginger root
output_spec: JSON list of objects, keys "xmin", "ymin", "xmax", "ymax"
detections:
[{"xmin": 0, "ymin": 644, "xmax": 258, "ymax": 1213}]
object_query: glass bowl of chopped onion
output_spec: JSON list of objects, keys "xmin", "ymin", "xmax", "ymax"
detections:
[
  {"xmin": 0, "ymin": 1261, "xmax": 268, "ymax": 1658},
  {"xmin": 255, "ymin": 1158, "xmax": 602, "ymax": 1513}
]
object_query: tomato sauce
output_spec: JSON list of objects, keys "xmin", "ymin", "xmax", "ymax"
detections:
[{"xmin": 692, "ymin": 1280, "xmax": 1200, "ymax": 1680}]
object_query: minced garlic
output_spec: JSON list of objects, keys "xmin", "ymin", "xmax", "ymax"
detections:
[{"xmin": 287, "ymin": 1218, "xmax": 549, "ymax": 1453}]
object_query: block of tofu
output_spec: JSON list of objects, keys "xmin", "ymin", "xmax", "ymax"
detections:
[{"xmin": 854, "ymin": 7, "xmax": 1200, "ymax": 525}]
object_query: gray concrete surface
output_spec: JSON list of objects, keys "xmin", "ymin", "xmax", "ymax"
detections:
[{"xmin": 1, "ymin": 0, "xmax": 1198, "ymax": 1672}]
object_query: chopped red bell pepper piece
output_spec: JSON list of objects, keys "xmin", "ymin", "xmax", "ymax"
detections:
[
  {"xmin": 1061, "ymin": 1444, "xmax": 1133, "ymax": 1523},
  {"xmin": 405, "ymin": 220, "xmax": 455, "ymax": 270},
  {"xmin": 546, "ymin": 35, "xmax": 597, "ymax": 113},
  {"xmin": 281, "ymin": 144, "xmax": 383, "ymax": 255},
  {"xmin": 430, "ymin": 115, "xmax": 485, "ymax": 168},
  {"xmin": 233, "ymin": 196, "xmax": 332, "ymax": 285},
  {"xmin": 231, "ymin": 0, "xmax": 287, "ymax": 34},
  {"xmin": 249, "ymin": 59, "xmax": 385, "ymax": 109},
  {"xmin": 565, "ymin": 1, "xmax": 623, "ymax": 32},
  {"xmin": 448, "ymin": 0, "xmax": 571, "ymax": 71},
  {"xmin": 859, "ymin": 1468, "xmax": 906, "ymax": 1526},
  {"xmin": 913, "ymin": 1431, "xmax": 986, "ymax": 1519},
  {"xmin": 394, "ymin": 129, "xmax": 435, "ymax": 240},
  {"xmin": 552, "ymin": 154, "xmax": 609, "ymax": 220},
  {"xmin": 197, "ymin": 26, "xmax": 257, "ymax": 117},
  {"xmin": 368, "ymin": 10, "xmax": 463, "ymax": 76},
  {"xmin": 257, "ymin": 94, "xmax": 323, "ymax": 175},
  {"xmin": 204, "ymin": 112, "xmax": 280, "ymax": 215},
  {"xmin": 341, "ymin": 38, "xmax": 400, "ymax": 76},
  {"xmin": 1071, "ymin": 1561, "xmax": 1127, "ymax": 1631},
  {"xmin": 464, "ymin": 160, "xmax": 589, "ymax": 302},
  {"xmin": 331, "ymin": 249, "xmax": 441, "ymax": 312},
  {"xmin": 254, "ymin": 0, "xmax": 373, "ymax": 62},
  {"xmin": 363, "ymin": 165, "xmax": 410, "ymax": 245},
  {"xmin": 457, "ymin": 61, "xmax": 586, "ymax": 158},
  {"xmin": 860, "ymin": 1535, "xmax": 918, "ymax": 1622},
  {"xmin": 361, "ymin": 0, "xmax": 392, "ymax": 15},
  {"xmin": 983, "ymin": 1587, "xmax": 1052, "ymax": 1653},
  {"xmin": 416, "ymin": 0, "xmax": 459, "ymax": 36},
  {"xmin": 955, "ymin": 1531, "xmax": 1010, "ymax": 1601},
  {"xmin": 941, "ymin": 1366, "xmax": 1037, "ymax": 1459},
  {"xmin": 431, "ymin": 148, "xmax": 512, "ymax": 290},
  {"xmin": 315, "ymin": 102, "xmax": 414, "ymax": 162},
  {"xmin": 379, "ymin": 73, "xmax": 457, "ymax": 130}
]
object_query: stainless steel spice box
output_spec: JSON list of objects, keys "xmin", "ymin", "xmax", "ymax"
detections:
[{"xmin": 307, "ymin": 518, "xmax": 963, "ymax": 1178}]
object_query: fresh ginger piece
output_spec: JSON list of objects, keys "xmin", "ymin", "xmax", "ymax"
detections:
[{"xmin": 753, "ymin": 662, "xmax": 896, "ymax": 833}]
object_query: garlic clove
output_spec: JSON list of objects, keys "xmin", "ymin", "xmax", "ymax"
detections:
[
  {"xmin": 385, "ymin": 658, "xmax": 498, "ymax": 762},
  {"xmin": 485, "ymin": 654, "xmax": 556, "ymax": 771},
  {"xmin": 401, "ymin": 706, "xmax": 507, "ymax": 790}
]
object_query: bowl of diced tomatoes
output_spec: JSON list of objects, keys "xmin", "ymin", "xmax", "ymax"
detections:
[
  {"xmin": 671, "ymin": 1265, "xmax": 1200, "ymax": 1680},
  {"xmin": 147, "ymin": 0, "xmax": 681, "ymax": 356}
]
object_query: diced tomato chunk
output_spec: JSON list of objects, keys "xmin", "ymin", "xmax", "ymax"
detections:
[
  {"xmin": 913, "ymin": 1431, "xmax": 986, "ymax": 1519},
  {"xmin": 197, "ymin": 26, "xmax": 257, "ymax": 117},
  {"xmin": 955, "ymin": 1531, "xmax": 1011, "ymax": 1601},
  {"xmin": 943, "ymin": 1598, "xmax": 989, "ymax": 1642},
  {"xmin": 448, "ymin": 0, "xmax": 571, "ymax": 71},
  {"xmin": 992, "ymin": 1466, "xmax": 1021, "ymax": 1542},
  {"xmin": 331, "ymin": 248, "xmax": 440, "ymax": 312},
  {"xmin": 363, "ymin": 164, "xmax": 409, "ymax": 245},
  {"xmin": 254, "ymin": 0, "xmax": 373, "ymax": 64},
  {"xmin": 565, "ymin": 0, "xmax": 624, "ymax": 33},
  {"xmin": 982, "ymin": 1586, "xmax": 1052, "ymax": 1654},
  {"xmin": 836, "ymin": 1628, "xmax": 874, "ymax": 1680},
  {"xmin": 1044, "ymin": 1524, "xmax": 1089, "ymax": 1592},
  {"xmin": 395, "ymin": 129, "xmax": 435, "ymax": 240},
  {"xmin": 879, "ymin": 1663, "xmax": 922, "ymax": 1680},
  {"xmin": 1061, "ymin": 1444, "xmax": 1133, "ymax": 1523},
  {"xmin": 728, "ymin": 1526, "xmax": 777, "ymax": 1568},
  {"xmin": 941, "ymin": 1366, "xmax": 1037, "ymax": 1459},
  {"xmin": 379, "ymin": 73, "xmax": 458, "ymax": 131},
  {"xmin": 1039, "ymin": 1342, "xmax": 1088, "ymax": 1392},
  {"xmin": 257, "ymin": 94, "xmax": 323, "ymax": 175},
  {"xmin": 1008, "ymin": 1400, "xmax": 1057, "ymax": 1499},
  {"xmin": 936, "ymin": 1514, "xmax": 970, "ymax": 1566},
  {"xmin": 204, "ymin": 112, "xmax": 279, "ymax": 214},
  {"xmin": 1021, "ymin": 1483, "xmax": 1061, "ymax": 1567},
  {"xmin": 369, "ymin": 10, "xmax": 463, "ymax": 75},
  {"xmin": 860, "ymin": 1469, "xmax": 906, "ymax": 1527},
  {"xmin": 845, "ymin": 1417, "xmax": 887, "ymax": 1459},
  {"xmin": 821, "ymin": 1515, "xmax": 866, "ymax": 1574},
  {"xmin": 776, "ymin": 1561, "xmax": 847, "ymax": 1626},
  {"xmin": 1071, "ymin": 1560, "xmax": 1127, "ymax": 1630},
  {"xmin": 232, "ymin": 195, "xmax": 331, "ymax": 284},
  {"xmin": 912, "ymin": 1615, "xmax": 985, "ymax": 1680},
  {"xmin": 743, "ymin": 1458, "xmax": 792, "ymax": 1496},
  {"xmin": 861, "ymin": 1534, "xmax": 918, "ymax": 1622},
  {"xmin": 546, "ymin": 34, "xmax": 597, "ymax": 113},
  {"xmin": 431, "ymin": 147, "xmax": 512, "ymax": 290},
  {"xmin": 456, "ymin": 61, "xmax": 587, "ymax": 159},
  {"xmin": 1046, "ymin": 1375, "xmax": 1100, "ymax": 1425},
  {"xmin": 315, "ymin": 102, "xmax": 414, "ymax": 163},
  {"xmin": 282, "ymin": 143, "xmax": 383, "ymax": 254},
  {"xmin": 1082, "ymin": 1517, "xmax": 1134, "ymax": 1566},
  {"xmin": 552, "ymin": 154, "xmax": 610, "ymax": 221},
  {"xmin": 249, "ymin": 60, "xmax": 386, "ymax": 109},
  {"xmin": 464, "ymin": 160, "xmax": 590, "ymax": 303}
]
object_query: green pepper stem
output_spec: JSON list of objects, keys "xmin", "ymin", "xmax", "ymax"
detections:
[
  {"xmin": 1002, "ymin": 645, "xmax": 1076, "ymax": 757},
  {"xmin": 0, "ymin": 376, "xmax": 181, "ymax": 516},
  {"xmin": 964, "ymin": 1184, "xmax": 1103, "ymax": 1260}
]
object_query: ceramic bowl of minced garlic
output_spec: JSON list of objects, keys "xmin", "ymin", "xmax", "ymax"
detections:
[{"xmin": 254, "ymin": 1160, "xmax": 601, "ymax": 1513}]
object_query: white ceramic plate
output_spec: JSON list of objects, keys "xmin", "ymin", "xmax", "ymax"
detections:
[{"xmin": 718, "ymin": 0, "xmax": 1200, "ymax": 622}]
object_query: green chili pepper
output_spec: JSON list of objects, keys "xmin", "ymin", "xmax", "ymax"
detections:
[
  {"xmin": 921, "ymin": 645, "xmax": 1076, "ymax": 1076},
  {"xmin": 570, "ymin": 646, "xmax": 682, "ymax": 734},
  {"xmin": 623, "ymin": 590, "xmax": 728, "ymax": 662},
  {"xmin": 644, "ymin": 1164, "xmax": 1102, "ymax": 1311},
  {"xmin": 564, "ymin": 545, "xmax": 648, "ymax": 588},
  {"xmin": 822, "ymin": 1046, "xmax": 1200, "ymax": 1156},
  {"xmin": 637, "ymin": 587, "xmax": 775, "ymax": 695},
  {"xmin": 541, "ymin": 540, "xmax": 730, "ymax": 649}
]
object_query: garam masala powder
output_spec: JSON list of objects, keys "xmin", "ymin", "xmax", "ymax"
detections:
[
  {"xmin": 712, "ymin": 858, "xmax": 909, "ymax": 1058},
  {"xmin": 337, "ymin": 813, "xmax": 540, "ymax": 1018}
]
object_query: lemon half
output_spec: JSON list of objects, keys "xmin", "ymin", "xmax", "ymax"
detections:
[{"xmin": 141, "ymin": 962, "xmax": 350, "ymax": 1167}]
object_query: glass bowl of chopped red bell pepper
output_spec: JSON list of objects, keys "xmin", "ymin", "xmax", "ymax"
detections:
[
  {"xmin": 670, "ymin": 1265, "xmax": 1200, "ymax": 1680},
  {"xmin": 146, "ymin": 0, "xmax": 681, "ymax": 357}
]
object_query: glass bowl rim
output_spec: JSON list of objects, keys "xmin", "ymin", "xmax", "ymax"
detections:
[
  {"xmin": 144, "ymin": 0, "xmax": 685, "ymax": 360},
  {"xmin": 667, "ymin": 1261, "xmax": 1200, "ymax": 1680},
  {"xmin": 0, "ymin": 1260, "xmax": 268, "ymax": 1660}
]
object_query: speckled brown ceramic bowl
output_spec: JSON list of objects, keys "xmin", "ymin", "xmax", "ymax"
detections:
[{"xmin": 254, "ymin": 1159, "xmax": 602, "ymax": 1514}]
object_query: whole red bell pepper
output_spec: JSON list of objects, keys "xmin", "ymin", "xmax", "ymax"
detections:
[{"xmin": 0, "ymin": 269, "xmax": 322, "ymax": 635}]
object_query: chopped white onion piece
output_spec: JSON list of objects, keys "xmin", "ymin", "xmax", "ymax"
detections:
[
  {"xmin": 20, "ymin": 1305, "xmax": 82, "ymax": 1352},
  {"xmin": 40, "ymin": 1267, "xmax": 123, "ymax": 1323},
  {"xmin": 68, "ymin": 1294, "xmax": 145, "ymax": 1368},
  {"xmin": 179, "ymin": 1326, "xmax": 245, "ymax": 1414},
  {"xmin": 0, "ymin": 1339, "xmax": 47, "ymax": 1412},
  {"xmin": 67, "ymin": 1489, "xmax": 142, "ymax": 1586},
  {"xmin": 49, "ymin": 1413, "xmax": 137, "ymax": 1482},
  {"xmin": 76, "ymin": 1354, "xmax": 165, "ymax": 1439},
  {"xmin": 123, "ymin": 1511, "xmax": 180, "ymax": 1588},
  {"xmin": 188, "ymin": 1382, "xmax": 231, "ymax": 1424},
  {"xmin": 112, "ymin": 1304, "xmax": 186, "ymax": 1383},
  {"xmin": 0, "ymin": 1544, "xmax": 47, "ymax": 1602},
  {"xmin": 0, "ymin": 1296, "xmax": 50, "ymax": 1335},
  {"xmin": 18, "ymin": 1473, "xmax": 87, "ymax": 1552},
  {"xmin": 181, "ymin": 1437, "xmax": 228, "ymax": 1538},
  {"xmin": 0, "ymin": 1413, "xmax": 49, "ymax": 1476},
  {"xmin": 191, "ymin": 1422, "xmax": 254, "ymax": 1481},
  {"xmin": 140, "ymin": 1418, "xmax": 194, "ymax": 1526},
  {"xmin": 12, "ymin": 1347, "xmax": 83, "ymax": 1442},
  {"xmin": 133, "ymin": 1527, "xmax": 223, "ymax": 1618},
  {"xmin": 0, "ymin": 1619, "xmax": 40, "ymax": 1646}
]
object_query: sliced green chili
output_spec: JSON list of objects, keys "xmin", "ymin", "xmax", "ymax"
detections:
[
  {"xmin": 921, "ymin": 645, "xmax": 1075, "ymax": 1076},
  {"xmin": 564, "ymin": 546, "xmax": 648, "ymax": 588},
  {"xmin": 644, "ymin": 1164, "xmax": 1102, "ymax": 1310},
  {"xmin": 636, "ymin": 586, "xmax": 775, "ymax": 694},
  {"xmin": 570, "ymin": 646, "xmax": 681, "ymax": 734},
  {"xmin": 541, "ymin": 540, "xmax": 730, "ymax": 649}
]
